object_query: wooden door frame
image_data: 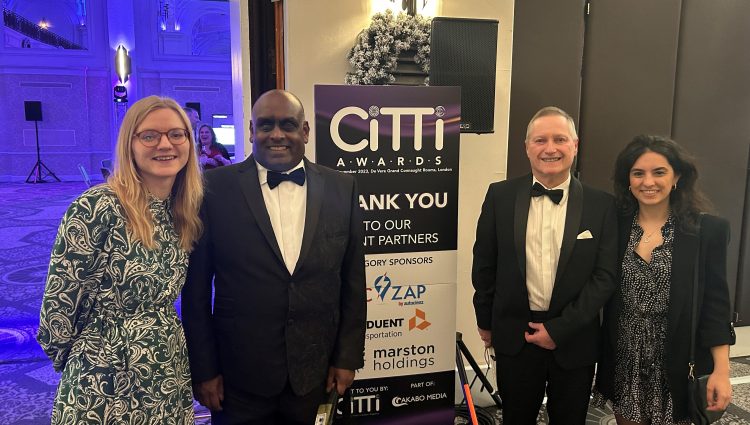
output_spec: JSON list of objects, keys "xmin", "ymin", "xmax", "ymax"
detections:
[{"xmin": 274, "ymin": 0, "xmax": 284, "ymax": 88}]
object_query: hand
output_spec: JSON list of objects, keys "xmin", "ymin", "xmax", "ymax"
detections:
[
  {"xmin": 327, "ymin": 367, "xmax": 355, "ymax": 396},
  {"xmin": 199, "ymin": 155, "xmax": 218, "ymax": 166},
  {"xmin": 706, "ymin": 370, "xmax": 732, "ymax": 411},
  {"xmin": 524, "ymin": 322, "xmax": 556, "ymax": 350},
  {"xmin": 194, "ymin": 375, "xmax": 224, "ymax": 411},
  {"xmin": 478, "ymin": 327, "xmax": 492, "ymax": 348}
]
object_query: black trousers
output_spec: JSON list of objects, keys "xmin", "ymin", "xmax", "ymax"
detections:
[
  {"xmin": 211, "ymin": 380, "xmax": 327, "ymax": 425},
  {"xmin": 495, "ymin": 343, "xmax": 595, "ymax": 425}
]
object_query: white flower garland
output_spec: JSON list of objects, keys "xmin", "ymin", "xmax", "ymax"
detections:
[{"xmin": 346, "ymin": 10, "xmax": 431, "ymax": 86}]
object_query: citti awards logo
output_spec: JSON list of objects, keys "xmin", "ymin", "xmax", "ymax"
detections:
[{"xmin": 330, "ymin": 105, "xmax": 446, "ymax": 153}]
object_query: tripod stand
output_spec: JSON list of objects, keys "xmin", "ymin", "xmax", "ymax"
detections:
[
  {"xmin": 456, "ymin": 332, "xmax": 502, "ymax": 425},
  {"xmin": 25, "ymin": 119, "xmax": 60, "ymax": 183}
]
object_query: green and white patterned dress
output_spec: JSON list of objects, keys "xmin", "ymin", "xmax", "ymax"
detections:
[{"xmin": 37, "ymin": 185, "xmax": 194, "ymax": 424}]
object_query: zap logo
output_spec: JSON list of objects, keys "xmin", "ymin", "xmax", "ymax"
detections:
[{"xmin": 367, "ymin": 273, "xmax": 427, "ymax": 306}]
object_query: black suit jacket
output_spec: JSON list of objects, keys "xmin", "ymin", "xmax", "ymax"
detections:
[
  {"xmin": 472, "ymin": 174, "xmax": 617, "ymax": 369},
  {"xmin": 182, "ymin": 156, "xmax": 366, "ymax": 396},
  {"xmin": 596, "ymin": 213, "xmax": 735, "ymax": 418}
]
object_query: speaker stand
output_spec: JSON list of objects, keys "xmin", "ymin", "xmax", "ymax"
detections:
[
  {"xmin": 25, "ymin": 120, "xmax": 60, "ymax": 183},
  {"xmin": 456, "ymin": 332, "xmax": 502, "ymax": 425}
]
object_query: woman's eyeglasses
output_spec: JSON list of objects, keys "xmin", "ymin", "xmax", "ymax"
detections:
[{"xmin": 134, "ymin": 129, "xmax": 189, "ymax": 147}]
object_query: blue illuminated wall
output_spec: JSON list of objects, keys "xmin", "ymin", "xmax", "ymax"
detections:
[{"xmin": 0, "ymin": 0, "xmax": 232, "ymax": 182}]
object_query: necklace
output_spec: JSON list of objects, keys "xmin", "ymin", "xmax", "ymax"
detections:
[
  {"xmin": 638, "ymin": 211, "xmax": 668, "ymax": 245},
  {"xmin": 641, "ymin": 229, "xmax": 659, "ymax": 244}
]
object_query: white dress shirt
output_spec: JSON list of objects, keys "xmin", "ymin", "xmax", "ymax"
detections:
[
  {"xmin": 256, "ymin": 161, "xmax": 307, "ymax": 274},
  {"xmin": 525, "ymin": 175, "xmax": 571, "ymax": 311}
]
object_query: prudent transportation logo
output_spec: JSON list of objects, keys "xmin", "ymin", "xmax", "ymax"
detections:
[
  {"xmin": 409, "ymin": 308, "xmax": 431, "ymax": 330},
  {"xmin": 367, "ymin": 273, "xmax": 426, "ymax": 306},
  {"xmin": 365, "ymin": 317, "xmax": 403, "ymax": 341},
  {"xmin": 365, "ymin": 309, "xmax": 430, "ymax": 341}
]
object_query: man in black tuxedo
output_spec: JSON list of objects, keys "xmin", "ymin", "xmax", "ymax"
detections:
[
  {"xmin": 182, "ymin": 89, "xmax": 366, "ymax": 424},
  {"xmin": 472, "ymin": 106, "xmax": 617, "ymax": 424},
  {"xmin": 183, "ymin": 106, "xmax": 202, "ymax": 143}
]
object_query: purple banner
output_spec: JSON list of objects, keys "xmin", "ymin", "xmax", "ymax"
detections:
[
  {"xmin": 315, "ymin": 85, "xmax": 460, "ymax": 424},
  {"xmin": 315, "ymin": 85, "xmax": 461, "ymax": 255}
]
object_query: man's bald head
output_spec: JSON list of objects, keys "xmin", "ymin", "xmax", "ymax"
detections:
[
  {"xmin": 252, "ymin": 90, "xmax": 306, "ymax": 122},
  {"xmin": 250, "ymin": 89, "xmax": 310, "ymax": 172}
]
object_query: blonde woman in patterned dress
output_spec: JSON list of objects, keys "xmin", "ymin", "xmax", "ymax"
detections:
[
  {"xmin": 37, "ymin": 96, "xmax": 203, "ymax": 424},
  {"xmin": 594, "ymin": 135, "xmax": 734, "ymax": 424}
]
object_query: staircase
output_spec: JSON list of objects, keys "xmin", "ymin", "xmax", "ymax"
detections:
[{"xmin": 3, "ymin": 8, "xmax": 85, "ymax": 50}]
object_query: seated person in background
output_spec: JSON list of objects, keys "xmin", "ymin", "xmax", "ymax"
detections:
[{"xmin": 198, "ymin": 124, "xmax": 232, "ymax": 170}]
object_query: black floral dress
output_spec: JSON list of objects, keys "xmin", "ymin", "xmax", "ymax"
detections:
[
  {"xmin": 611, "ymin": 215, "xmax": 689, "ymax": 424},
  {"xmin": 37, "ymin": 185, "xmax": 194, "ymax": 424}
]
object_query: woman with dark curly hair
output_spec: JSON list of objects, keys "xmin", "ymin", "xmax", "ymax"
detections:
[
  {"xmin": 594, "ymin": 135, "xmax": 734, "ymax": 424},
  {"xmin": 197, "ymin": 124, "xmax": 232, "ymax": 170}
]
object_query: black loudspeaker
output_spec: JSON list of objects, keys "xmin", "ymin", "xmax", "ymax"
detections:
[
  {"xmin": 24, "ymin": 99, "xmax": 60, "ymax": 183},
  {"xmin": 430, "ymin": 17, "xmax": 499, "ymax": 133},
  {"xmin": 185, "ymin": 102, "xmax": 201, "ymax": 119},
  {"xmin": 24, "ymin": 100, "xmax": 42, "ymax": 121}
]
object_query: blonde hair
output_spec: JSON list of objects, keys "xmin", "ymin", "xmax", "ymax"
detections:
[{"xmin": 109, "ymin": 96, "xmax": 203, "ymax": 252}]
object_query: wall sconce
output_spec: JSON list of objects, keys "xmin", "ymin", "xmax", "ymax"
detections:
[
  {"xmin": 403, "ymin": 0, "xmax": 416, "ymax": 15},
  {"xmin": 409, "ymin": 0, "xmax": 437, "ymax": 16},
  {"xmin": 115, "ymin": 45, "xmax": 131, "ymax": 84}
]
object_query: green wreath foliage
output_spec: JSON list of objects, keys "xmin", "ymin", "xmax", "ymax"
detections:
[{"xmin": 345, "ymin": 10, "xmax": 431, "ymax": 85}]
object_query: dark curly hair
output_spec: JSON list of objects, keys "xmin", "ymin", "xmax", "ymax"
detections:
[{"xmin": 613, "ymin": 134, "xmax": 711, "ymax": 232}]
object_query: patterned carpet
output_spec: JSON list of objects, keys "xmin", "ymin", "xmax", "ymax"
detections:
[
  {"xmin": 1, "ymin": 181, "xmax": 749, "ymax": 424},
  {"xmin": 0, "ymin": 182, "xmax": 83, "ymax": 424},
  {"xmin": 0, "ymin": 182, "xmax": 210, "ymax": 424}
]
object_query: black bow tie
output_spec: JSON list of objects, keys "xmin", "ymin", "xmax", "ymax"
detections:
[
  {"xmin": 267, "ymin": 168, "xmax": 305, "ymax": 189},
  {"xmin": 530, "ymin": 182, "xmax": 564, "ymax": 204}
]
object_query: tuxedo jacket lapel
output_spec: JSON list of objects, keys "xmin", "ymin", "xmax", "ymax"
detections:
[
  {"xmin": 554, "ymin": 177, "xmax": 583, "ymax": 286},
  {"xmin": 237, "ymin": 156, "xmax": 285, "ymax": 266},
  {"xmin": 294, "ymin": 160, "xmax": 325, "ymax": 275},
  {"xmin": 514, "ymin": 175, "xmax": 532, "ymax": 281}
]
